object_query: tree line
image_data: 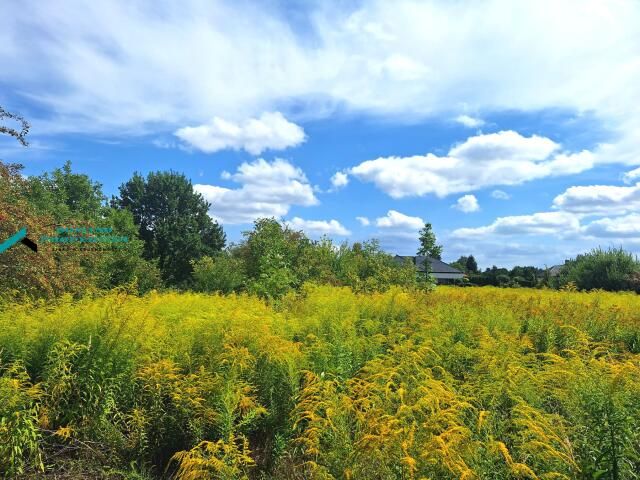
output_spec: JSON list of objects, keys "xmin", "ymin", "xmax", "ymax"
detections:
[
  {"xmin": 1, "ymin": 159, "xmax": 428, "ymax": 301},
  {"xmin": 2, "ymin": 106, "xmax": 639, "ymax": 297},
  {"xmin": 447, "ymin": 250, "xmax": 640, "ymax": 292}
]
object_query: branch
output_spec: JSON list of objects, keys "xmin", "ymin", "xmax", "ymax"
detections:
[{"xmin": 0, "ymin": 106, "xmax": 30, "ymax": 146}]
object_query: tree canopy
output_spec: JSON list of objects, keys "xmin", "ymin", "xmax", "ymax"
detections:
[
  {"xmin": 417, "ymin": 223, "xmax": 442, "ymax": 259},
  {"xmin": 114, "ymin": 171, "xmax": 226, "ymax": 286}
]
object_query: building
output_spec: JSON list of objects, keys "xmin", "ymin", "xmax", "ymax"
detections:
[
  {"xmin": 394, "ymin": 255, "xmax": 465, "ymax": 284},
  {"xmin": 548, "ymin": 264, "xmax": 565, "ymax": 277}
]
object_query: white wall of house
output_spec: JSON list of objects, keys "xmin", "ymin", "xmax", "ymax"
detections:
[{"xmin": 432, "ymin": 273, "xmax": 465, "ymax": 280}]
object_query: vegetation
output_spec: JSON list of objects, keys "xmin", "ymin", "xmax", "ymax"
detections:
[
  {"xmin": 114, "ymin": 171, "xmax": 226, "ymax": 287},
  {"xmin": 192, "ymin": 219, "xmax": 422, "ymax": 299},
  {"xmin": 417, "ymin": 222, "xmax": 442, "ymax": 260},
  {"xmin": 559, "ymin": 247, "xmax": 640, "ymax": 293},
  {"xmin": 1, "ymin": 157, "xmax": 419, "ymax": 301},
  {"xmin": 1, "ymin": 286, "xmax": 640, "ymax": 478}
]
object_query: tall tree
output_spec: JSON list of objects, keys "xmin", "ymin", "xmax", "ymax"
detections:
[
  {"xmin": 26, "ymin": 160, "xmax": 106, "ymax": 221},
  {"xmin": 466, "ymin": 255, "xmax": 478, "ymax": 274},
  {"xmin": 417, "ymin": 222, "xmax": 442, "ymax": 260},
  {"xmin": 115, "ymin": 171, "xmax": 225, "ymax": 286}
]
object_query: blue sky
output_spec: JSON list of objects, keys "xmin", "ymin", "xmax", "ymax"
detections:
[{"xmin": 1, "ymin": 0, "xmax": 640, "ymax": 268}]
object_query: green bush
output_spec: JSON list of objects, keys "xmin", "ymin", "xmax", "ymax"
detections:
[
  {"xmin": 560, "ymin": 247, "xmax": 640, "ymax": 292},
  {"xmin": 192, "ymin": 255, "xmax": 246, "ymax": 294}
]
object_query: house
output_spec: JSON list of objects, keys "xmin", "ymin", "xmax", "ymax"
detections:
[
  {"xmin": 394, "ymin": 255, "xmax": 465, "ymax": 284},
  {"xmin": 548, "ymin": 264, "xmax": 565, "ymax": 277}
]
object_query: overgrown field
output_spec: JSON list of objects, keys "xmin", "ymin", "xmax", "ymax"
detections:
[{"xmin": 1, "ymin": 286, "xmax": 640, "ymax": 479}]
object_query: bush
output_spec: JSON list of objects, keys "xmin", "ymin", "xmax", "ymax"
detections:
[
  {"xmin": 560, "ymin": 247, "xmax": 640, "ymax": 292},
  {"xmin": 192, "ymin": 255, "xmax": 246, "ymax": 294}
]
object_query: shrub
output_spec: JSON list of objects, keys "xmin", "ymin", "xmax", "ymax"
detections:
[
  {"xmin": 192, "ymin": 255, "xmax": 245, "ymax": 294},
  {"xmin": 560, "ymin": 247, "xmax": 640, "ymax": 292}
]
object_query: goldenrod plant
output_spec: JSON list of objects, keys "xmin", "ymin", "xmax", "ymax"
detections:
[{"xmin": 1, "ymin": 286, "xmax": 639, "ymax": 478}]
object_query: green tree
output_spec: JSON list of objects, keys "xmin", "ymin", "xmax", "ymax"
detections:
[
  {"xmin": 26, "ymin": 160, "xmax": 106, "ymax": 222},
  {"xmin": 236, "ymin": 218, "xmax": 300, "ymax": 299},
  {"xmin": 192, "ymin": 254, "xmax": 245, "ymax": 294},
  {"xmin": 417, "ymin": 223, "xmax": 442, "ymax": 260},
  {"xmin": 115, "ymin": 171, "xmax": 226, "ymax": 286},
  {"xmin": 0, "ymin": 162, "xmax": 95, "ymax": 299},
  {"xmin": 93, "ymin": 208, "xmax": 162, "ymax": 294},
  {"xmin": 336, "ymin": 240, "xmax": 421, "ymax": 292},
  {"xmin": 451, "ymin": 255, "xmax": 469, "ymax": 273},
  {"xmin": 465, "ymin": 255, "xmax": 478, "ymax": 274},
  {"xmin": 560, "ymin": 247, "xmax": 640, "ymax": 292}
]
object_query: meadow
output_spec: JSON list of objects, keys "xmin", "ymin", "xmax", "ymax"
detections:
[{"xmin": 1, "ymin": 285, "xmax": 639, "ymax": 479}]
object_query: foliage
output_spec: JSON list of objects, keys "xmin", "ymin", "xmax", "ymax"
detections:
[
  {"xmin": 191, "ymin": 254, "xmax": 245, "ymax": 294},
  {"xmin": 451, "ymin": 255, "xmax": 479, "ymax": 274},
  {"xmin": 114, "ymin": 171, "xmax": 226, "ymax": 286},
  {"xmin": 0, "ymin": 105, "xmax": 30, "ymax": 146},
  {"xmin": 560, "ymin": 247, "xmax": 640, "ymax": 292},
  {"xmin": 0, "ymin": 361, "xmax": 43, "ymax": 477},
  {"xmin": 417, "ymin": 222, "xmax": 442, "ymax": 259},
  {"xmin": 1, "ymin": 287, "xmax": 640, "ymax": 478},
  {"xmin": 470, "ymin": 264, "xmax": 543, "ymax": 288},
  {"xmin": 26, "ymin": 160, "xmax": 106, "ymax": 222},
  {"xmin": 1, "ymin": 161, "xmax": 162, "ymax": 299},
  {"xmin": 227, "ymin": 219, "xmax": 422, "ymax": 299},
  {"xmin": 93, "ymin": 208, "xmax": 162, "ymax": 294},
  {"xmin": 0, "ymin": 162, "xmax": 97, "ymax": 299}
]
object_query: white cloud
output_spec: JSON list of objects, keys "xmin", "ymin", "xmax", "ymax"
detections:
[
  {"xmin": 349, "ymin": 130, "xmax": 594, "ymax": 198},
  {"xmin": 455, "ymin": 114, "xmax": 485, "ymax": 128},
  {"xmin": 375, "ymin": 210, "xmax": 423, "ymax": 230},
  {"xmin": 623, "ymin": 167, "xmax": 640, "ymax": 184},
  {"xmin": 2, "ymin": 0, "xmax": 640, "ymax": 170},
  {"xmin": 552, "ymin": 182, "xmax": 640, "ymax": 216},
  {"xmin": 174, "ymin": 112, "xmax": 305, "ymax": 155},
  {"xmin": 582, "ymin": 214, "xmax": 640, "ymax": 238},
  {"xmin": 451, "ymin": 211, "xmax": 580, "ymax": 238},
  {"xmin": 491, "ymin": 189, "xmax": 510, "ymax": 200},
  {"xmin": 330, "ymin": 171, "xmax": 349, "ymax": 190},
  {"xmin": 452, "ymin": 194, "xmax": 479, "ymax": 213},
  {"xmin": 286, "ymin": 217, "xmax": 351, "ymax": 236},
  {"xmin": 194, "ymin": 158, "xmax": 317, "ymax": 224},
  {"xmin": 356, "ymin": 216, "xmax": 370, "ymax": 226}
]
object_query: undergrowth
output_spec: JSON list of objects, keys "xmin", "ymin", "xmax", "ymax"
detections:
[{"xmin": 1, "ymin": 285, "xmax": 639, "ymax": 479}]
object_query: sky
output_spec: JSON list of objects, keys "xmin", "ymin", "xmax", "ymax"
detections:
[{"xmin": 1, "ymin": 0, "xmax": 640, "ymax": 268}]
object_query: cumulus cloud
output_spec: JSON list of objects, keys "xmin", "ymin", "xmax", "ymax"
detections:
[
  {"xmin": 286, "ymin": 217, "xmax": 351, "ymax": 236},
  {"xmin": 356, "ymin": 216, "xmax": 370, "ymax": 226},
  {"xmin": 552, "ymin": 182, "xmax": 640, "ymax": 216},
  {"xmin": 349, "ymin": 130, "xmax": 594, "ymax": 198},
  {"xmin": 174, "ymin": 112, "xmax": 305, "ymax": 155},
  {"xmin": 491, "ymin": 189, "xmax": 510, "ymax": 200},
  {"xmin": 623, "ymin": 167, "xmax": 640, "ymax": 184},
  {"xmin": 375, "ymin": 210, "xmax": 424, "ymax": 230},
  {"xmin": 194, "ymin": 158, "xmax": 317, "ymax": 224},
  {"xmin": 582, "ymin": 214, "xmax": 640, "ymax": 238},
  {"xmin": 453, "ymin": 194, "xmax": 479, "ymax": 213},
  {"xmin": 455, "ymin": 114, "xmax": 484, "ymax": 128},
  {"xmin": 451, "ymin": 211, "xmax": 580, "ymax": 238},
  {"xmin": 330, "ymin": 171, "xmax": 349, "ymax": 190}
]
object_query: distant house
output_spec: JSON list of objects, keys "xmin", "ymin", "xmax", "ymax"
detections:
[
  {"xmin": 548, "ymin": 264, "xmax": 565, "ymax": 277},
  {"xmin": 394, "ymin": 255, "xmax": 465, "ymax": 284}
]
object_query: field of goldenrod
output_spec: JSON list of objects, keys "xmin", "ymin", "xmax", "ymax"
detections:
[{"xmin": 1, "ymin": 286, "xmax": 640, "ymax": 479}]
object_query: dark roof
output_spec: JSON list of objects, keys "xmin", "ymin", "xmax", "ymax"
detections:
[
  {"xmin": 394, "ymin": 255, "xmax": 464, "ymax": 274},
  {"xmin": 548, "ymin": 264, "xmax": 564, "ymax": 276}
]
